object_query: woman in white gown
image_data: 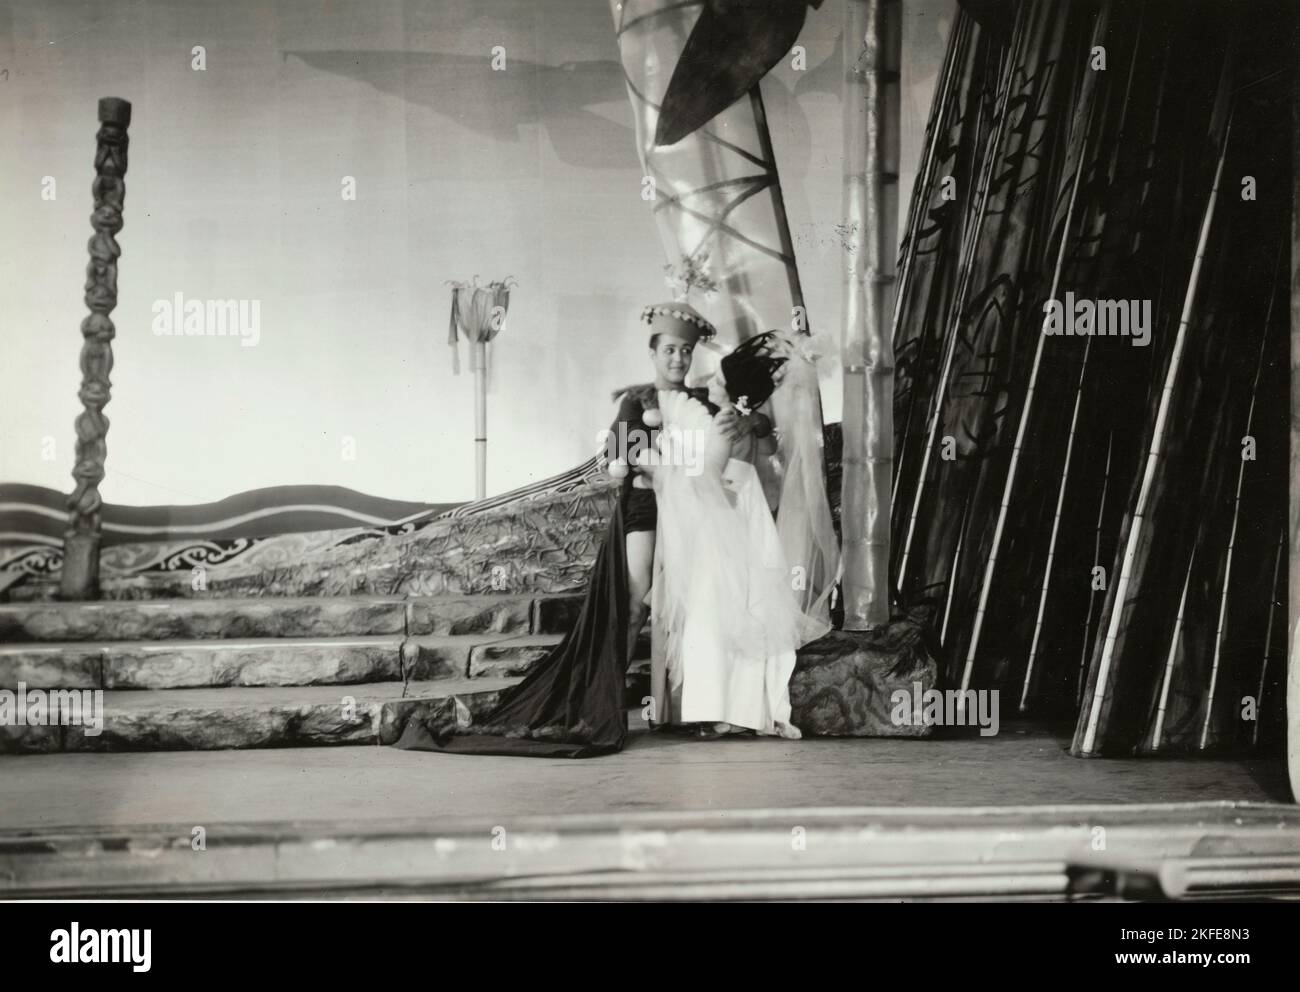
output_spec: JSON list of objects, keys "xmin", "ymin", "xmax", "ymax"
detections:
[{"xmin": 645, "ymin": 331, "xmax": 839, "ymax": 738}]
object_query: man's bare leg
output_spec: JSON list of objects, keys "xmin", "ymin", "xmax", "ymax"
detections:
[{"xmin": 625, "ymin": 529, "xmax": 655, "ymax": 666}]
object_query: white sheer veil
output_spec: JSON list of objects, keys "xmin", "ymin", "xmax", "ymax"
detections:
[{"xmin": 763, "ymin": 332, "xmax": 841, "ymax": 636}]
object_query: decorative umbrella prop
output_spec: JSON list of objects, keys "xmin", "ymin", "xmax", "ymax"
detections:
[{"xmin": 448, "ymin": 277, "xmax": 515, "ymax": 499}]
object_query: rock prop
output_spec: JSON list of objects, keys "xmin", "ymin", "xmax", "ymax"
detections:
[{"xmin": 790, "ymin": 606, "xmax": 938, "ymax": 737}]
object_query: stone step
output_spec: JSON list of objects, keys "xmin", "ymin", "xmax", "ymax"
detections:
[
  {"xmin": 0, "ymin": 678, "xmax": 520, "ymax": 754},
  {"xmin": 0, "ymin": 593, "xmax": 583, "ymax": 643},
  {"xmin": 0, "ymin": 633, "xmax": 563, "ymax": 690},
  {"xmin": 1, "ymin": 663, "xmax": 655, "ymax": 755}
]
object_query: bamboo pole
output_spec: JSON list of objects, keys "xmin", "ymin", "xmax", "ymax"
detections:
[
  {"xmin": 61, "ymin": 97, "xmax": 131, "ymax": 601},
  {"xmin": 1079, "ymin": 115, "xmax": 1233, "ymax": 756},
  {"xmin": 1075, "ymin": 430, "xmax": 1113, "ymax": 708},
  {"xmin": 1255, "ymin": 529, "xmax": 1285, "ymax": 748},
  {"xmin": 1024, "ymin": 6, "xmax": 1147, "ymax": 716},
  {"xmin": 1288, "ymin": 8, "xmax": 1300, "ymax": 798},
  {"xmin": 939, "ymin": 490, "xmax": 971, "ymax": 646},
  {"xmin": 1151, "ymin": 555, "xmax": 1194, "ymax": 752},
  {"xmin": 1199, "ymin": 260, "xmax": 1279, "ymax": 750},
  {"xmin": 896, "ymin": 17, "xmax": 1025, "ymax": 588},
  {"xmin": 889, "ymin": 13, "xmax": 964, "ymax": 506},
  {"xmin": 839, "ymin": 0, "xmax": 900, "ymax": 630},
  {"xmin": 1021, "ymin": 337, "xmax": 1093, "ymax": 713},
  {"xmin": 960, "ymin": 28, "xmax": 1103, "ymax": 695}
]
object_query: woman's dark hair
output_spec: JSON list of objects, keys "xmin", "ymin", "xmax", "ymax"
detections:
[{"xmin": 720, "ymin": 331, "xmax": 787, "ymax": 408}]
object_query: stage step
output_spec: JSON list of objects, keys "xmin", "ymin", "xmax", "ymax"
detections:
[
  {"xmin": 0, "ymin": 586, "xmax": 651, "ymax": 755},
  {"xmin": 0, "ymin": 593, "xmax": 583, "ymax": 643},
  {"xmin": 0, "ymin": 633, "xmax": 563, "ymax": 690},
  {"xmin": 0, "ymin": 678, "xmax": 520, "ymax": 754},
  {"xmin": 1, "ymin": 661, "xmax": 654, "ymax": 756}
]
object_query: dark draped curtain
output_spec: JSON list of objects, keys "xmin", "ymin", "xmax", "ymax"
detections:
[{"xmin": 891, "ymin": 0, "xmax": 1292, "ymax": 757}]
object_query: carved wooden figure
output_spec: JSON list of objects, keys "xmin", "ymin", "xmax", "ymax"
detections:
[{"xmin": 61, "ymin": 97, "xmax": 130, "ymax": 600}]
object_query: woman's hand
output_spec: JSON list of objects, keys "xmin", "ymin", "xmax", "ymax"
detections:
[
  {"xmin": 715, "ymin": 408, "xmax": 771, "ymax": 443},
  {"xmin": 713, "ymin": 407, "xmax": 742, "ymax": 442}
]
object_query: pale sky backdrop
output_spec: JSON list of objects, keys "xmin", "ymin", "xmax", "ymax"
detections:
[{"xmin": 0, "ymin": 0, "xmax": 953, "ymax": 506}]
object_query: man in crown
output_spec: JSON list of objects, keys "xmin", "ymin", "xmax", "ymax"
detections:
[
  {"xmin": 599, "ymin": 302, "xmax": 773, "ymax": 673},
  {"xmin": 395, "ymin": 305, "xmax": 833, "ymax": 756}
]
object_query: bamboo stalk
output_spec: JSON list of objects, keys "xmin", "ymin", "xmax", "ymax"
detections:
[
  {"xmin": 890, "ymin": 12, "xmax": 966, "ymax": 507},
  {"xmin": 1255, "ymin": 529, "xmax": 1285, "ymax": 748},
  {"xmin": 1079, "ymin": 115, "xmax": 1234, "ymax": 756},
  {"xmin": 1199, "ymin": 258, "xmax": 1279, "ymax": 750},
  {"xmin": 960, "ymin": 14, "xmax": 1105, "ymax": 694},
  {"xmin": 1151, "ymin": 554, "xmax": 1195, "ymax": 752},
  {"xmin": 939, "ymin": 490, "xmax": 972, "ymax": 646},
  {"xmin": 896, "ymin": 17, "xmax": 1026, "ymax": 587},
  {"xmin": 1289, "ymin": 13, "xmax": 1300, "ymax": 800},
  {"xmin": 1021, "ymin": 337, "xmax": 1093, "ymax": 714},
  {"xmin": 839, "ymin": 0, "xmax": 900, "ymax": 630},
  {"xmin": 1020, "ymin": 11, "xmax": 1142, "ymax": 714},
  {"xmin": 890, "ymin": 11, "xmax": 963, "ymax": 338},
  {"xmin": 1076, "ymin": 430, "xmax": 1114, "ymax": 708}
]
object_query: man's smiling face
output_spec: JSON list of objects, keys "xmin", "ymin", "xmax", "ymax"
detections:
[{"xmin": 651, "ymin": 333, "xmax": 695, "ymax": 385}]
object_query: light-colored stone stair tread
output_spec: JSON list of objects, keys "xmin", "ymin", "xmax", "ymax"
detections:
[
  {"xmin": 419, "ymin": 633, "xmax": 562, "ymax": 648},
  {"xmin": 0, "ymin": 632, "xmax": 531, "ymax": 653},
  {"xmin": 0, "ymin": 633, "xmax": 565, "ymax": 691},
  {"xmin": 5, "ymin": 594, "xmax": 405, "ymax": 611},
  {"xmin": 30, "ymin": 678, "xmax": 528, "ymax": 754},
  {"xmin": 93, "ymin": 677, "xmax": 522, "ymax": 710},
  {"xmin": 0, "ymin": 593, "xmax": 554, "ymax": 614},
  {"xmin": 0, "ymin": 593, "xmax": 582, "ymax": 642}
]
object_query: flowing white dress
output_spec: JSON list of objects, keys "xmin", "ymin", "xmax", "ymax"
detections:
[{"xmin": 648, "ymin": 351, "xmax": 837, "ymax": 734}]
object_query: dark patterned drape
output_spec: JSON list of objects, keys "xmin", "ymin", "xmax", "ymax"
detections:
[{"xmin": 891, "ymin": 0, "xmax": 1292, "ymax": 757}]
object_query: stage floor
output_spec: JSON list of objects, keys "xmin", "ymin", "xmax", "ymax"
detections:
[{"xmin": 0, "ymin": 718, "xmax": 1287, "ymax": 832}]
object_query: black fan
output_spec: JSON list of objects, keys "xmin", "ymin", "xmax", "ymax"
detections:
[{"xmin": 720, "ymin": 331, "xmax": 788, "ymax": 409}]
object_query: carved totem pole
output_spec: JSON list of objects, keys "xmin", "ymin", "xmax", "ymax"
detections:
[{"xmin": 61, "ymin": 97, "xmax": 130, "ymax": 600}]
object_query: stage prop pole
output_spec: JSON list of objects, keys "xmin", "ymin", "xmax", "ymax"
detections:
[
  {"xmin": 1074, "ymin": 429, "xmax": 1113, "ymax": 708},
  {"xmin": 448, "ymin": 278, "xmax": 512, "ymax": 502},
  {"xmin": 896, "ymin": 18, "xmax": 1024, "ymax": 588},
  {"xmin": 1200, "ymin": 260, "xmax": 1279, "ymax": 750},
  {"xmin": 839, "ymin": 0, "xmax": 900, "ymax": 631},
  {"xmin": 474, "ymin": 342, "xmax": 487, "ymax": 501},
  {"xmin": 1289, "ymin": 13, "xmax": 1300, "ymax": 800},
  {"xmin": 1258, "ymin": 529, "xmax": 1285, "ymax": 749},
  {"xmin": 1021, "ymin": 339, "xmax": 1092, "ymax": 713},
  {"xmin": 890, "ymin": 10, "xmax": 966, "ymax": 507},
  {"xmin": 961, "ymin": 8, "xmax": 1105, "ymax": 694},
  {"xmin": 1079, "ymin": 115, "xmax": 1232, "ymax": 757},
  {"xmin": 61, "ymin": 97, "xmax": 131, "ymax": 601}
]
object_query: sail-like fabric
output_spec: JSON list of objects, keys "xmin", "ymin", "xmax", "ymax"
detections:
[{"xmin": 607, "ymin": 0, "xmax": 805, "ymax": 346}]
